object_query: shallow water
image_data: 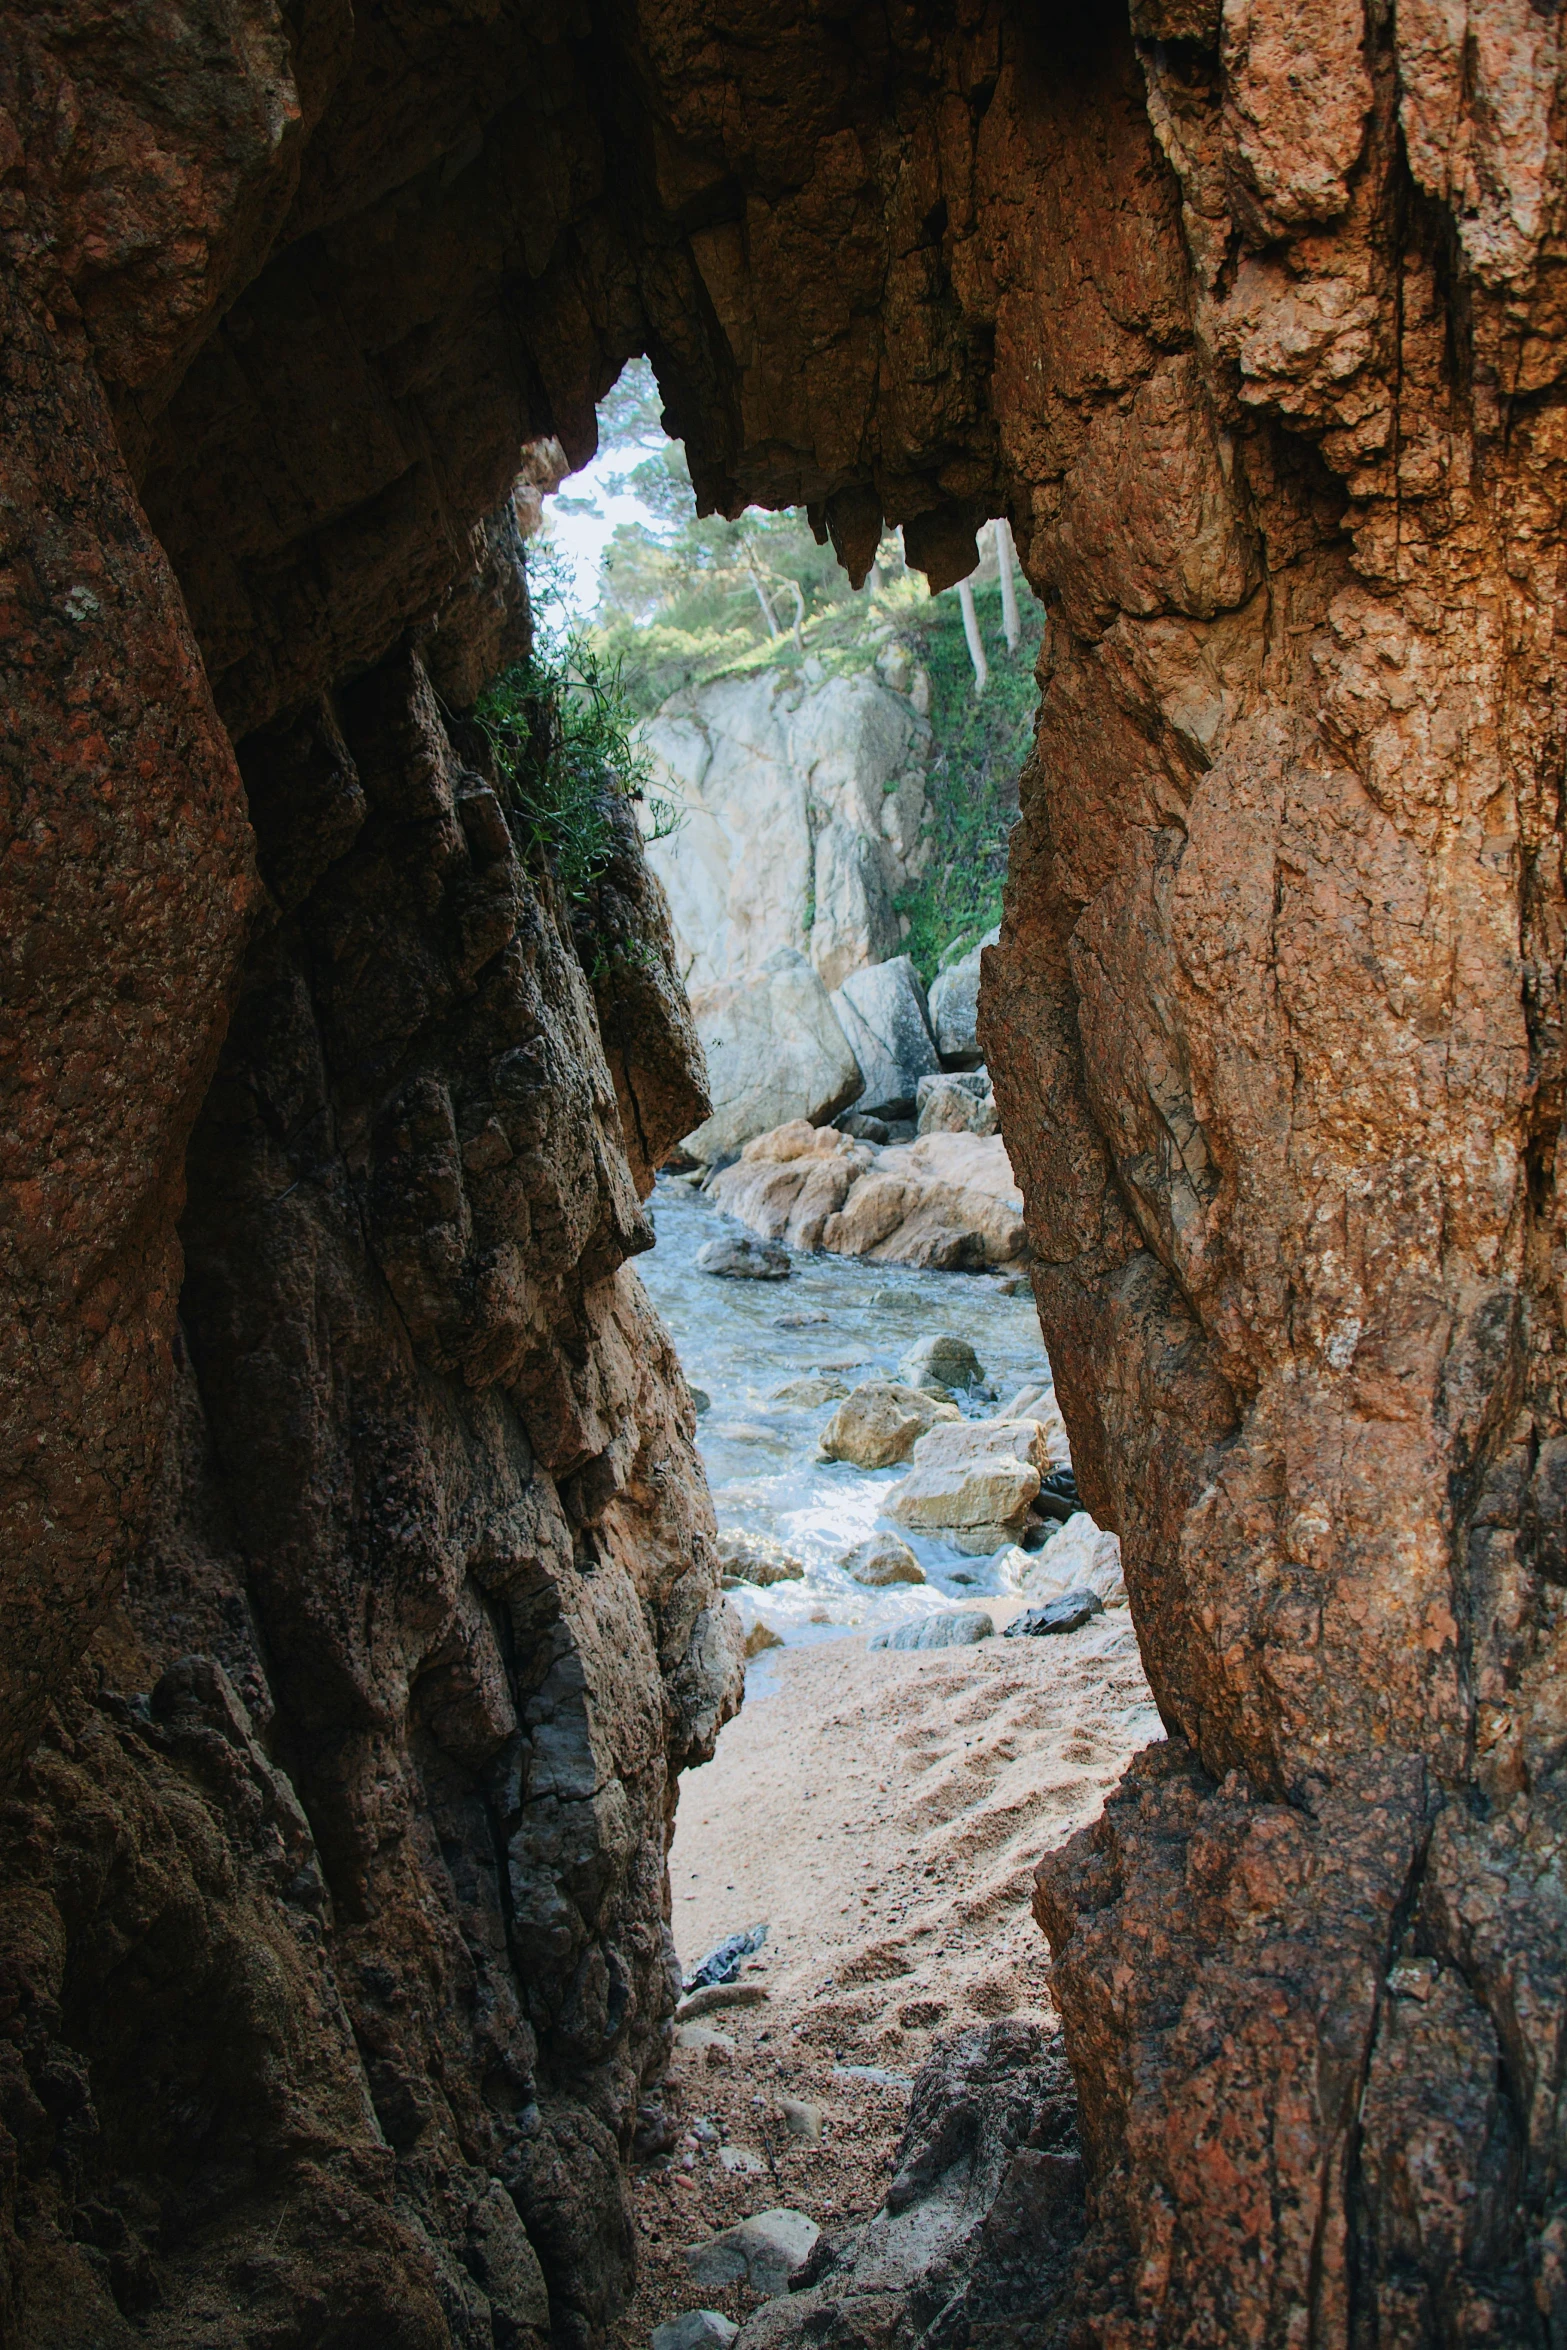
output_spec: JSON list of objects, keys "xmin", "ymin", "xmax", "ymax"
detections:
[{"xmin": 637, "ymin": 1173, "xmax": 1057, "ymax": 1646}]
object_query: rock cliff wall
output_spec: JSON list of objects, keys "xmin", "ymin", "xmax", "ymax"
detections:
[{"xmin": 6, "ymin": 0, "xmax": 1567, "ymax": 2342}]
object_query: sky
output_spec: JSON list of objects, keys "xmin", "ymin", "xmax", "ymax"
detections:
[{"xmin": 545, "ymin": 446, "xmax": 652, "ymax": 613}]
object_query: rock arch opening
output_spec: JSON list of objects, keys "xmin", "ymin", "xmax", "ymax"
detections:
[{"xmin": 4, "ymin": 0, "xmax": 1564, "ymax": 2342}]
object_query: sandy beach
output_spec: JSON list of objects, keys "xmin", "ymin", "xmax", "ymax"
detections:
[{"xmin": 611, "ymin": 1606, "xmax": 1160, "ymax": 2347}]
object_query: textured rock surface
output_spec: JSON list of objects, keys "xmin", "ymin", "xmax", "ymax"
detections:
[
  {"xmin": 927, "ymin": 931, "xmax": 999, "ymax": 1068},
  {"xmin": 641, "ymin": 673, "xmax": 931, "ymax": 995},
  {"xmin": 734, "ymin": 2021, "xmax": 1081, "ymax": 2350},
  {"xmin": 8, "ymin": 0, "xmax": 1567, "ymax": 2338},
  {"xmin": 710, "ymin": 1123, "xmax": 1027, "ymax": 1270},
  {"xmin": 683, "ymin": 951, "xmax": 863, "ymax": 1162},
  {"xmin": 830, "ymin": 956, "xmax": 941, "ymax": 1121}
]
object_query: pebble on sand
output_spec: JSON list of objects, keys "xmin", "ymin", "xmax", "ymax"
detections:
[{"xmin": 685, "ymin": 2209, "xmax": 821, "ymax": 2297}]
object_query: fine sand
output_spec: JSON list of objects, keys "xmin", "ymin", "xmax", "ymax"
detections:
[{"xmin": 609, "ymin": 1604, "xmax": 1161, "ymax": 2349}]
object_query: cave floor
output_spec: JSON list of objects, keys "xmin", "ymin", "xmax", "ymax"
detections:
[{"xmin": 611, "ymin": 1619, "xmax": 1159, "ymax": 2347}]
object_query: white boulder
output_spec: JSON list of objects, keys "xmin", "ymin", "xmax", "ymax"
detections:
[
  {"xmin": 830, "ymin": 956, "xmax": 940, "ymax": 1119},
  {"xmin": 685, "ymin": 2209, "xmax": 821, "ymax": 2297},
  {"xmin": 683, "ymin": 949, "xmax": 863, "ymax": 1161}
]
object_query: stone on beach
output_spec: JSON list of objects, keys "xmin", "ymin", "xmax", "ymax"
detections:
[
  {"xmin": 696, "ymin": 1234, "xmax": 792, "ymax": 1281},
  {"xmin": 840, "ymin": 1533, "xmax": 926, "ymax": 1587},
  {"xmin": 818, "ymin": 1381, "xmax": 960, "ymax": 1469},
  {"xmin": 869, "ymin": 1611, "xmax": 994, "ymax": 1651},
  {"xmin": 685, "ymin": 2209, "xmax": 821, "ymax": 2297},
  {"xmin": 743, "ymin": 1623, "xmax": 785, "ymax": 1658},
  {"xmin": 718, "ymin": 1531, "xmax": 805, "ymax": 1587},
  {"xmin": 1004, "ymin": 1589, "xmax": 1104, "ymax": 1637},
  {"xmin": 1016, "ymin": 1512, "xmax": 1125, "ymax": 1606},
  {"xmin": 898, "ymin": 1333, "xmax": 986, "ymax": 1394},
  {"xmin": 683, "ymin": 949, "xmax": 864, "ymax": 1161},
  {"xmin": 886, "ymin": 1419, "xmax": 1047, "ymax": 1553}
]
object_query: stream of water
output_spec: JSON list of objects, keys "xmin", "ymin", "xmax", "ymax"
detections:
[{"xmin": 638, "ymin": 1173, "xmax": 1058, "ymax": 1647}]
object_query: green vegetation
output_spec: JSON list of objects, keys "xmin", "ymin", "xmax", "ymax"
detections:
[
  {"xmin": 474, "ymin": 554, "xmax": 680, "ymax": 904},
  {"xmin": 555, "ymin": 359, "xmax": 1043, "ymax": 975}
]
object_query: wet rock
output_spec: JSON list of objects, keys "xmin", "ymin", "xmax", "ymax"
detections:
[
  {"xmin": 830, "ymin": 956, "xmax": 940, "ymax": 1121},
  {"xmin": 768, "ymin": 1374, "xmax": 849, "ymax": 1407},
  {"xmin": 691, "ymin": 1388, "xmax": 712, "ymax": 1415},
  {"xmin": 717, "ymin": 1532, "xmax": 805, "ymax": 1586},
  {"xmin": 743, "ymin": 1623, "xmax": 785, "ymax": 1659},
  {"xmin": 1004, "ymin": 1589, "xmax": 1104, "ymax": 1636},
  {"xmin": 927, "ymin": 929, "xmax": 998, "ymax": 1067},
  {"xmin": 684, "ymin": 950, "xmax": 864, "ymax": 1161},
  {"xmin": 869, "ymin": 1612, "xmax": 994, "ymax": 1651},
  {"xmin": 898, "ymin": 1333, "xmax": 986, "ymax": 1393},
  {"xmin": 887, "ymin": 1420, "xmax": 1047, "ymax": 1553},
  {"xmin": 818, "ymin": 1382, "xmax": 960, "ymax": 1469},
  {"xmin": 653, "ymin": 2313, "xmax": 739, "ymax": 2350},
  {"xmin": 840, "ymin": 1534, "xmax": 926, "ymax": 1587},
  {"xmin": 696, "ymin": 1235, "xmax": 792, "ymax": 1281},
  {"xmin": 686, "ymin": 2210, "xmax": 821, "ymax": 2296}
]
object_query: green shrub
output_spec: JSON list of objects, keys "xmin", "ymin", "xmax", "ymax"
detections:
[{"xmin": 476, "ymin": 566, "xmax": 679, "ymax": 902}]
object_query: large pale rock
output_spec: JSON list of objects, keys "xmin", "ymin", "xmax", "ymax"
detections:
[
  {"xmin": 709, "ymin": 1122, "xmax": 1027, "ymax": 1268},
  {"xmin": 684, "ymin": 951, "xmax": 863, "ymax": 1160},
  {"xmin": 868, "ymin": 1611, "xmax": 995, "ymax": 1651},
  {"xmin": 830, "ymin": 956, "xmax": 940, "ymax": 1119},
  {"xmin": 821, "ymin": 1134, "xmax": 1027, "ymax": 1269},
  {"xmin": 927, "ymin": 928, "xmax": 998, "ymax": 1066},
  {"xmin": 916, "ymin": 1071, "xmax": 998, "ymax": 1137},
  {"xmin": 642, "ymin": 672, "xmax": 931, "ymax": 994},
  {"xmin": 886, "ymin": 1421, "xmax": 1047, "ymax": 1554},
  {"xmin": 708, "ymin": 1122, "xmax": 875, "ymax": 1249},
  {"xmin": 819, "ymin": 1381, "xmax": 961, "ymax": 1469}
]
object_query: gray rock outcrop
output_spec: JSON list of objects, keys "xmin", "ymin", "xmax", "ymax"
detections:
[
  {"xmin": 684, "ymin": 951, "xmax": 863, "ymax": 1162},
  {"xmin": 830, "ymin": 956, "xmax": 940, "ymax": 1120},
  {"xmin": 642, "ymin": 673, "xmax": 932, "ymax": 996},
  {"xmin": 927, "ymin": 927, "xmax": 999, "ymax": 1067}
]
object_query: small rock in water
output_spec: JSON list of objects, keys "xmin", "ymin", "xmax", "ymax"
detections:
[
  {"xmin": 775, "ymin": 1310, "xmax": 830, "ymax": 1328},
  {"xmin": 869, "ymin": 1611, "xmax": 994, "ymax": 1651},
  {"xmin": 689, "ymin": 1388, "xmax": 711, "ymax": 1416},
  {"xmin": 780, "ymin": 2098, "xmax": 823, "ymax": 2143},
  {"xmin": 653, "ymin": 2315, "xmax": 738, "ymax": 2350},
  {"xmin": 899, "ymin": 1333, "xmax": 986, "ymax": 1393},
  {"xmin": 685, "ymin": 2210, "xmax": 821, "ymax": 2297},
  {"xmin": 996, "ymin": 1274, "xmax": 1032, "ymax": 1297},
  {"xmin": 685, "ymin": 1921, "xmax": 769, "ymax": 1992},
  {"xmin": 769, "ymin": 1374, "xmax": 849, "ymax": 1407},
  {"xmin": 818, "ymin": 1380, "xmax": 959, "ymax": 1468},
  {"xmin": 840, "ymin": 1533, "xmax": 925, "ymax": 1587},
  {"xmin": 1004, "ymin": 1589, "xmax": 1104, "ymax": 1637},
  {"xmin": 696, "ymin": 1234, "xmax": 791, "ymax": 1280},
  {"xmin": 744, "ymin": 1621, "xmax": 784, "ymax": 1658},
  {"xmin": 717, "ymin": 1530, "xmax": 804, "ymax": 1586}
]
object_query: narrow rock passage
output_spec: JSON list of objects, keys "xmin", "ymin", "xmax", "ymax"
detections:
[{"xmin": 621, "ymin": 1185, "xmax": 1161, "ymax": 2345}]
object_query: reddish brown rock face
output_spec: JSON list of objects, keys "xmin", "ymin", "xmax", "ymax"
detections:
[{"xmin": 3, "ymin": 0, "xmax": 1565, "ymax": 2341}]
